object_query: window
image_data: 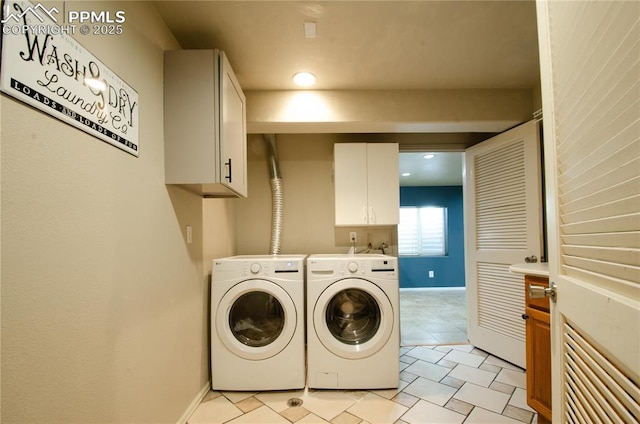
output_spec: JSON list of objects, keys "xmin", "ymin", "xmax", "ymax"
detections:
[{"xmin": 398, "ymin": 206, "xmax": 447, "ymax": 256}]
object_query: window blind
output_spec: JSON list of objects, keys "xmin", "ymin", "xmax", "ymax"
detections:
[{"xmin": 398, "ymin": 207, "xmax": 446, "ymax": 256}]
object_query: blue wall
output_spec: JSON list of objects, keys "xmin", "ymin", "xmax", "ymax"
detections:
[{"xmin": 399, "ymin": 186, "xmax": 465, "ymax": 288}]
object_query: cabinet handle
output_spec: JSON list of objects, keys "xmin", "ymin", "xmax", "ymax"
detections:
[
  {"xmin": 522, "ymin": 314, "xmax": 529, "ymax": 320},
  {"xmin": 225, "ymin": 159, "xmax": 232, "ymax": 183},
  {"xmin": 369, "ymin": 206, "xmax": 376, "ymax": 224},
  {"xmin": 363, "ymin": 206, "xmax": 368, "ymax": 223}
]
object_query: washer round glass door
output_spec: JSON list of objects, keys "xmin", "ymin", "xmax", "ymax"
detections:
[
  {"xmin": 313, "ymin": 278, "xmax": 394, "ymax": 359},
  {"xmin": 217, "ymin": 279, "xmax": 297, "ymax": 360}
]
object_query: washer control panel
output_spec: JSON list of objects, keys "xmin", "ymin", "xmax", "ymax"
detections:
[
  {"xmin": 244, "ymin": 259, "xmax": 302, "ymax": 276},
  {"xmin": 213, "ymin": 255, "xmax": 306, "ymax": 279},
  {"xmin": 273, "ymin": 260, "xmax": 301, "ymax": 273},
  {"xmin": 347, "ymin": 262, "xmax": 359, "ymax": 273}
]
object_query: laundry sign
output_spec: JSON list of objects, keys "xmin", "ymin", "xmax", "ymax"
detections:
[{"xmin": 0, "ymin": 0, "xmax": 139, "ymax": 156}]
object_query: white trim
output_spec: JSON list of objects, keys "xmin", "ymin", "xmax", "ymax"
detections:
[
  {"xmin": 400, "ymin": 287, "xmax": 465, "ymax": 292},
  {"xmin": 536, "ymin": 1, "xmax": 562, "ymax": 421},
  {"xmin": 176, "ymin": 381, "xmax": 211, "ymax": 424}
]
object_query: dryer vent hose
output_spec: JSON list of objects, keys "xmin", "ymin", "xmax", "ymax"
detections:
[
  {"xmin": 264, "ymin": 134, "xmax": 283, "ymax": 255},
  {"xmin": 269, "ymin": 177, "xmax": 284, "ymax": 255}
]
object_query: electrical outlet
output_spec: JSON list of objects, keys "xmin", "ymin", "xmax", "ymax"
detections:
[
  {"xmin": 428, "ymin": 270, "xmax": 434, "ymax": 278},
  {"xmin": 349, "ymin": 232, "xmax": 357, "ymax": 243}
]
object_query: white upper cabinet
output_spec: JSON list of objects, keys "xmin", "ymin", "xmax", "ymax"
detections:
[
  {"xmin": 334, "ymin": 143, "xmax": 399, "ymax": 226},
  {"xmin": 164, "ymin": 50, "xmax": 247, "ymax": 197}
]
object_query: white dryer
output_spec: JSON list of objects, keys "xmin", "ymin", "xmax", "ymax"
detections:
[
  {"xmin": 306, "ymin": 254, "xmax": 399, "ymax": 389},
  {"xmin": 211, "ymin": 255, "xmax": 306, "ymax": 391}
]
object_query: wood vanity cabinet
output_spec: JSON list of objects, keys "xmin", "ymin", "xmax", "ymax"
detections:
[{"xmin": 524, "ymin": 275, "xmax": 552, "ymax": 423}]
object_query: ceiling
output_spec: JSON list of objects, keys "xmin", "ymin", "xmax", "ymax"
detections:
[
  {"xmin": 153, "ymin": 1, "xmax": 539, "ymax": 185},
  {"xmin": 399, "ymin": 152, "xmax": 463, "ymax": 186},
  {"xmin": 153, "ymin": 1, "xmax": 540, "ymax": 91}
]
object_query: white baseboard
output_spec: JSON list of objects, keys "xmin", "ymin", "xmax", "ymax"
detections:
[
  {"xmin": 177, "ymin": 381, "xmax": 211, "ymax": 424},
  {"xmin": 400, "ymin": 286, "xmax": 466, "ymax": 292}
]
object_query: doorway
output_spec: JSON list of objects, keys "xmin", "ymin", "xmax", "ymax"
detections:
[
  {"xmin": 397, "ymin": 152, "xmax": 468, "ymax": 345},
  {"xmin": 399, "ymin": 288, "xmax": 467, "ymax": 345}
]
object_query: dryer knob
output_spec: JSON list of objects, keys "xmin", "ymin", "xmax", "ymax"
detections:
[
  {"xmin": 347, "ymin": 262, "xmax": 358, "ymax": 273},
  {"xmin": 250, "ymin": 263, "xmax": 261, "ymax": 274}
]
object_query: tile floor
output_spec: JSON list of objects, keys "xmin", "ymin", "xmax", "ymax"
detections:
[
  {"xmin": 400, "ymin": 289, "xmax": 467, "ymax": 345},
  {"xmin": 188, "ymin": 344, "xmax": 538, "ymax": 424}
]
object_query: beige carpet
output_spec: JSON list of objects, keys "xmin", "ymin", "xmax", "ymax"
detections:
[{"xmin": 399, "ymin": 289, "xmax": 468, "ymax": 346}]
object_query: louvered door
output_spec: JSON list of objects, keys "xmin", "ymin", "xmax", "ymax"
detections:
[
  {"xmin": 464, "ymin": 120, "xmax": 542, "ymax": 368},
  {"xmin": 537, "ymin": 1, "xmax": 640, "ymax": 422}
]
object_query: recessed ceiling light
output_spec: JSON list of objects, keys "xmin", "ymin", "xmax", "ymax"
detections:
[
  {"xmin": 423, "ymin": 154, "xmax": 435, "ymax": 159},
  {"xmin": 402, "ymin": 172, "xmax": 411, "ymax": 177},
  {"xmin": 293, "ymin": 72, "xmax": 316, "ymax": 87}
]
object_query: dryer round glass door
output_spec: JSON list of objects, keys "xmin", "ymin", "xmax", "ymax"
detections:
[
  {"xmin": 217, "ymin": 279, "xmax": 297, "ymax": 360},
  {"xmin": 325, "ymin": 288, "xmax": 381, "ymax": 345},
  {"xmin": 314, "ymin": 278, "xmax": 394, "ymax": 359},
  {"xmin": 229, "ymin": 291, "xmax": 284, "ymax": 347}
]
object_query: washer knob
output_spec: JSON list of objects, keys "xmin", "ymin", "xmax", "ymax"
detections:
[
  {"xmin": 250, "ymin": 263, "xmax": 261, "ymax": 274},
  {"xmin": 347, "ymin": 262, "xmax": 358, "ymax": 273}
]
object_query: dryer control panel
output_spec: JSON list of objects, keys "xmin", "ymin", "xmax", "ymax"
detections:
[
  {"xmin": 307, "ymin": 255, "xmax": 397, "ymax": 279},
  {"xmin": 339, "ymin": 258, "xmax": 396, "ymax": 277},
  {"xmin": 370, "ymin": 258, "xmax": 396, "ymax": 273}
]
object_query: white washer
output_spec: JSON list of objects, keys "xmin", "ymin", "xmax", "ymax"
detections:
[
  {"xmin": 211, "ymin": 255, "xmax": 306, "ymax": 391},
  {"xmin": 306, "ymin": 254, "xmax": 399, "ymax": 389}
]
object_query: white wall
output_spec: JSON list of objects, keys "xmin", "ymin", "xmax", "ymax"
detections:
[{"xmin": 0, "ymin": 2, "xmax": 235, "ymax": 422}]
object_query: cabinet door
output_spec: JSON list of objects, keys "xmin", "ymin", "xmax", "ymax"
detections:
[
  {"xmin": 164, "ymin": 50, "xmax": 218, "ymax": 184},
  {"xmin": 524, "ymin": 275, "xmax": 552, "ymax": 423},
  {"xmin": 366, "ymin": 144, "xmax": 399, "ymax": 225},
  {"xmin": 334, "ymin": 144, "xmax": 368, "ymax": 225},
  {"xmin": 164, "ymin": 50, "xmax": 247, "ymax": 198},
  {"xmin": 525, "ymin": 307, "xmax": 552, "ymax": 422},
  {"xmin": 219, "ymin": 52, "xmax": 247, "ymax": 197}
]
